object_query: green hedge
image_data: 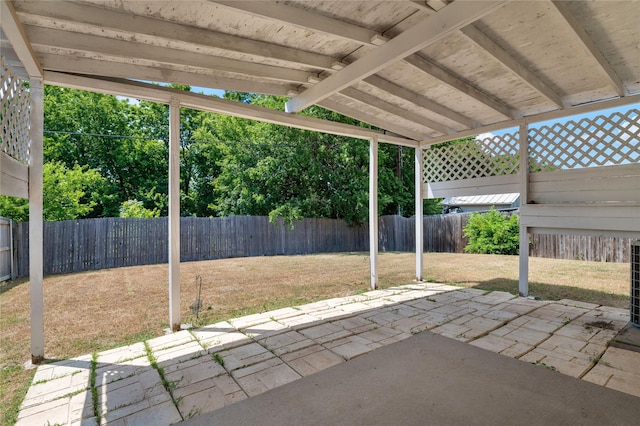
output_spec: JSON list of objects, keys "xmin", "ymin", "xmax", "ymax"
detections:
[{"xmin": 463, "ymin": 208, "xmax": 519, "ymax": 255}]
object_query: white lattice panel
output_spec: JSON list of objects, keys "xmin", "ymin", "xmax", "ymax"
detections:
[
  {"xmin": 1, "ymin": 57, "xmax": 30, "ymax": 164},
  {"xmin": 423, "ymin": 132, "xmax": 519, "ymax": 183},
  {"xmin": 528, "ymin": 108, "xmax": 640, "ymax": 171}
]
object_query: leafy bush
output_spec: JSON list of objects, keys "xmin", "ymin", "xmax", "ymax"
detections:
[
  {"xmin": 119, "ymin": 199, "xmax": 159, "ymax": 218},
  {"xmin": 463, "ymin": 209, "xmax": 519, "ymax": 255}
]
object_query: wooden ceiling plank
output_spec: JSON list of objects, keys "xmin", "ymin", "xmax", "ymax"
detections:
[
  {"xmin": 285, "ymin": 0, "xmax": 505, "ymax": 113},
  {"xmin": 318, "ymin": 99, "xmax": 427, "ymax": 143},
  {"xmin": 212, "ymin": 1, "xmax": 383, "ymax": 46},
  {"xmin": 213, "ymin": 0, "xmax": 483, "ymax": 128},
  {"xmin": 17, "ymin": 0, "xmax": 337, "ymax": 71},
  {"xmin": 460, "ymin": 25, "xmax": 565, "ymax": 108},
  {"xmin": 0, "ymin": 0, "xmax": 42, "ymax": 78},
  {"xmin": 21, "ymin": 0, "xmax": 512, "ymax": 129},
  {"xmin": 550, "ymin": 0, "xmax": 627, "ymax": 97},
  {"xmin": 27, "ymin": 25, "xmax": 310, "ymax": 84},
  {"xmin": 39, "ymin": 54, "xmax": 293, "ymax": 96},
  {"xmin": 341, "ymin": 87, "xmax": 453, "ymax": 135},
  {"xmin": 363, "ymin": 75, "xmax": 477, "ymax": 128},
  {"xmin": 403, "ymin": 54, "xmax": 516, "ymax": 119}
]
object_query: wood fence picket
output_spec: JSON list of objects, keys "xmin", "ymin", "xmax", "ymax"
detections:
[{"xmin": 6, "ymin": 214, "xmax": 633, "ymax": 278}]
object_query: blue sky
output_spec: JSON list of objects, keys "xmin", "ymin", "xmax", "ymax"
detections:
[{"xmin": 190, "ymin": 86, "xmax": 225, "ymax": 98}]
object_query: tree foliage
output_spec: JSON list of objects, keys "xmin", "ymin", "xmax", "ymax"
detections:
[
  {"xmin": 0, "ymin": 162, "xmax": 104, "ymax": 221},
  {"xmin": 0, "ymin": 87, "xmax": 442, "ymax": 224},
  {"xmin": 463, "ymin": 209, "xmax": 520, "ymax": 255},
  {"xmin": 119, "ymin": 200, "xmax": 160, "ymax": 218}
]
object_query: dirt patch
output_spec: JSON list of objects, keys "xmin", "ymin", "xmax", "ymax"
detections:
[{"xmin": 584, "ymin": 321, "xmax": 616, "ymax": 330}]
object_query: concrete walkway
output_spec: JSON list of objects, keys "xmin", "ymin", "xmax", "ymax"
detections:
[{"xmin": 17, "ymin": 283, "xmax": 640, "ymax": 425}]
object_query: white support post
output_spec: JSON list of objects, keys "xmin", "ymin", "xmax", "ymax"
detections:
[
  {"xmin": 415, "ymin": 146, "xmax": 424, "ymax": 281},
  {"xmin": 29, "ymin": 77, "xmax": 44, "ymax": 364},
  {"xmin": 168, "ymin": 98, "xmax": 181, "ymax": 331},
  {"xmin": 369, "ymin": 136, "xmax": 379, "ymax": 290},
  {"xmin": 518, "ymin": 123, "xmax": 529, "ymax": 297}
]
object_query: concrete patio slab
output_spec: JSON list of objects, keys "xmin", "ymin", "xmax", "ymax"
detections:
[
  {"xmin": 282, "ymin": 345, "xmax": 345, "ymax": 376},
  {"xmin": 17, "ymin": 283, "xmax": 640, "ymax": 426},
  {"xmin": 180, "ymin": 332, "xmax": 640, "ymax": 426},
  {"xmin": 583, "ymin": 346, "xmax": 640, "ymax": 397}
]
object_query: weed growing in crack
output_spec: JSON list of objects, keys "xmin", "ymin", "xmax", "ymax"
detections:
[
  {"xmin": 188, "ymin": 330, "xmax": 210, "ymax": 352},
  {"xmin": 212, "ymin": 353, "xmax": 225, "ymax": 367},
  {"xmin": 187, "ymin": 408, "xmax": 202, "ymax": 419},
  {"xmin": 590, "ymin": 354, "xmax": 613, "ymax": 368},
  {"xmin": 144, "ymin": 341, "xmax": 183, "ymax": 420},
  {"xmin": 90, "ymin": 352, "xmax": 101, "ymax": 423},
  {"xmin": 532, "ymin": 360, "xmax": 557, "ymax": 372},
  {"xmin": 53, "ymin": 388, "xmax": 86, "ymax": 401}
]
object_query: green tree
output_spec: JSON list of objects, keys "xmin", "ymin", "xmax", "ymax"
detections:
[
  {"xmin": 119, "ymin": 199, "xmax": 160, "ymax": 218},
  {"xmin": 43, "ymin": 162, "xmax": 106, "ymax": 221},
  {"xmin": 36, "ymin": 86, "xmax": 439, "ymax": 223},
  {"xmin": 44, "ymin": 86, "xmax": 168, "ymax": 217},
  {"xmin": 208, "ymin": 92, "xmax": 434, "ymax": 225},
  {"xmin": 0, "ymin": 196, "xmax": 29, "ymax": 222},
  {"xmin": 0, "ymin": 162, "xmax": 105, "ymax": 221},
  {"xmin": 463, "ymin": 209, "xmax": 520, "ymax": 255}
]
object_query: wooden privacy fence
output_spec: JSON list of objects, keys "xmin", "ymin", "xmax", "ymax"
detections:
[
  {"xmin": 0, "ymin": 218, "xmax": 13, "ymax": 280},
  {"xmin": 9, "ymin": 213, "xmax": 634, "ymax": 277}
]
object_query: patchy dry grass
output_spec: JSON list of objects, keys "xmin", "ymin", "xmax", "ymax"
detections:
[{"xmin": 0, "ymin": 252, "xmax": 630, "ymax": 425}]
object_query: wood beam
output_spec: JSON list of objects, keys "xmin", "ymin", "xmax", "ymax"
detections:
[
  {"xmin": 212, "ymin": 0, "xmax": 482, "ymax": 129},
  {"xmin": 549, "ymin": 0, "xmax": 627, "ymax": 97},
  {"xmin": 38, "ymin": 53, "xmax": 293, "ymax": 97},
  {"xmin": 21, "ymin": 0, "xmax": 515, "ymax": 132},
  {"xmin": 17, "ymin": 0, "xmax": 337, "ymax": 71},
  {"xmin": 460, "ymin": 25, "xmax": 565, "ymax": 108},
  {"xmin": 211, "ymin": 0, "xmax": 491, "ymax": 129},
  {"xmin": 44, "ymin": 72, "xmax": 418, "ymax": 147},
  {"xmin": 363, "ymin": 75, "xmax": 477, "ymax": 128},
  {"xmin": 212, "ymin": 1, "xmax": 384, "ymax": 46},
  {"xmin": 0, "ymin": 0, "xmax": 42, "ymax": 78},
  {"xmin": 26, "ymin": 26, "xmax": 311, "ymax": 84},
  {"xmin": 31, "ymin": 27, "xmax": 446, "ymax": 136},
  {"xmin": 341, "ymin": 87, "xmax": 453, "ymax": 135},
  {"xmin": 0, "ymin": 153, "xmax": 28, "ymax": 199},
  {"xmin": 30, "ymin": 26, "xmax": 469, "ymax": 134},
  {"xmin": 420, "ymin": 92, "xmax": 640, "ymax": 147},
  {"xmin": 409, "ymin": 1, "xmax": 436, "ymax": 12},
  {"xmin": 286, "ymin": 1, "xmax": 505, "ymax": 113},
  {"xmin": 403, "ymin": 54, "xmax": 516, "ymax": 119},
  {"xmin": 317, "ymin": 98, "xmax": 426, "ymax": 144}
]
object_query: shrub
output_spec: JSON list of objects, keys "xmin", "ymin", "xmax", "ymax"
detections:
[
  {"xmin": 463, "ymin": 208, "xmax": 519, "ymax": 255},
  {"xmin": 119, "ymin": 199, "xmax": 159, "ymax": 218}
]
